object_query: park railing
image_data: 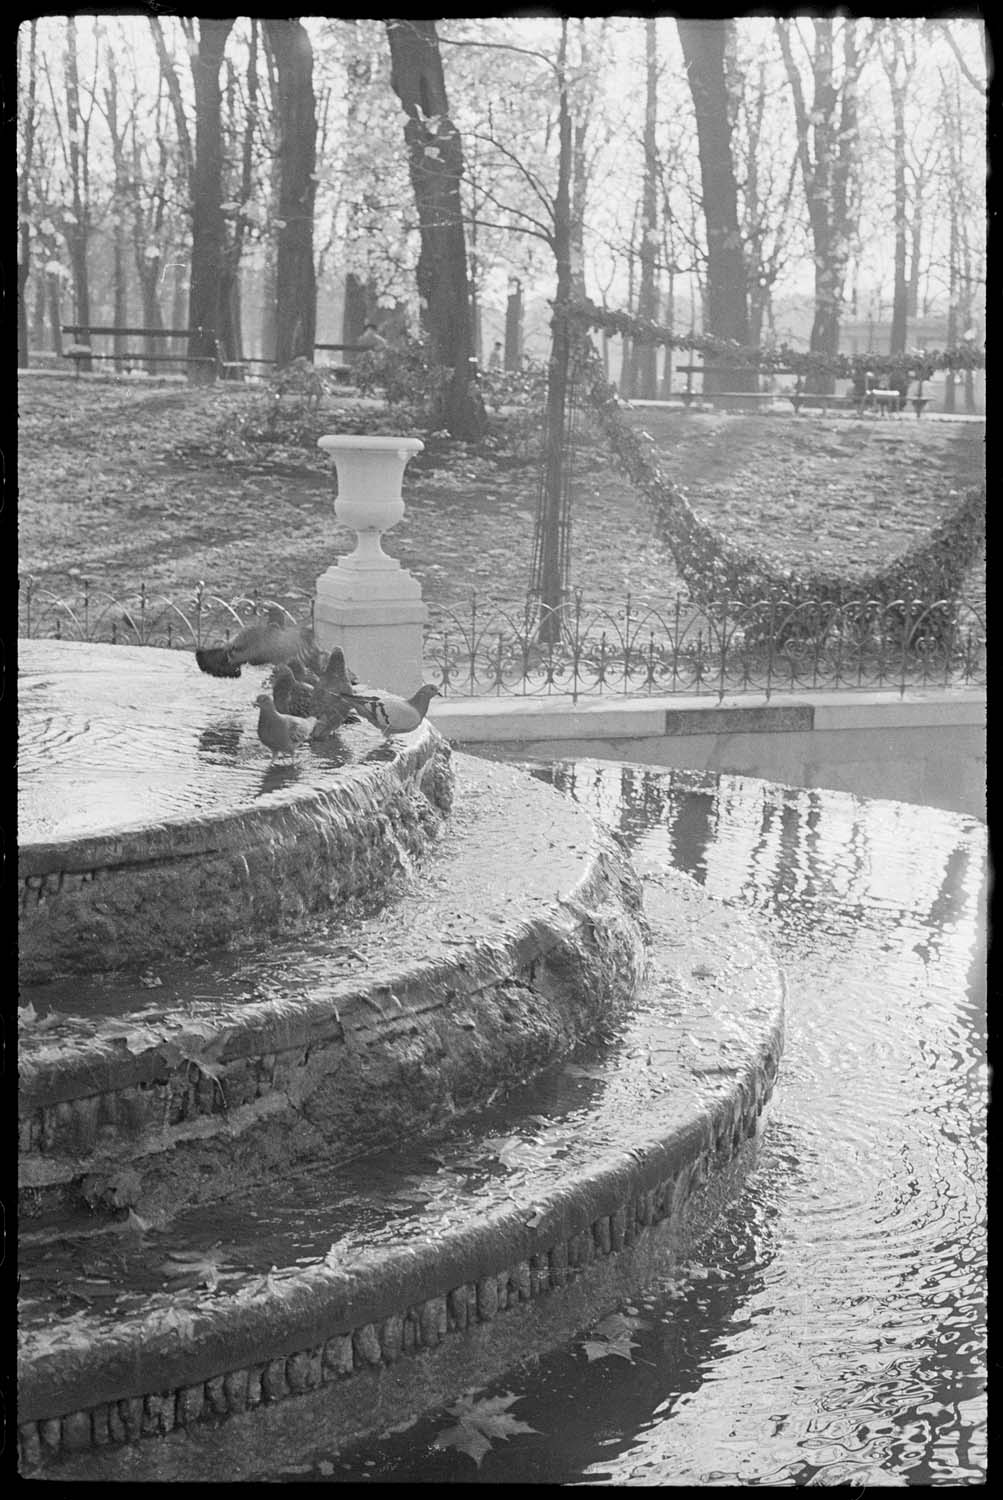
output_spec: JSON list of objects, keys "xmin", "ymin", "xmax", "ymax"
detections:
[{"xmin": 18, "ymin": 576, "xmax": 985, "ymax": 703}]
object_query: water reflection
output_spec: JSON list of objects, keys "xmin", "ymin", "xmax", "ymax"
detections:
[{"xmin": 282, "ymin": 763, "xmax": 986, "ymax": 1487}]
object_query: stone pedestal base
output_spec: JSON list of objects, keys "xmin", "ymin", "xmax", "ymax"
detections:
[
  {"xmin": 314, "ymin": 434, "xmax": 429, "ymax": 695},
  {"xmin": 315, "ymin": 566, "xmax": 428, "ymax": 694}
]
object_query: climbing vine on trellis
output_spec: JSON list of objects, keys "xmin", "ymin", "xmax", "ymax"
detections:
[
  {"xmin": 562, "ymin": 296, "xmax": 986, "ymax": 380},
  {"xmin": 571, "ymin": 331, "xmax": 984, "ymax": 646}
]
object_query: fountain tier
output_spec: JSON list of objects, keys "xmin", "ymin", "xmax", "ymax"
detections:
[{"xmin": 18, "ymin": 639, "xmax": 453, "ymax": 984}]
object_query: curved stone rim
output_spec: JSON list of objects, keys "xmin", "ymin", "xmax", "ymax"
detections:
[{"xmin": 17, "ymin": 883, "xmax": 785, "ymax": 1470}]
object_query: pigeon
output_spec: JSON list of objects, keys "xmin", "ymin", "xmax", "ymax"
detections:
[
  {"xmin": 288, "ymin": 658, "xmax": 319, "ymax": 688},
  {"xmin": 196, "ymin": 606, "xmax": 322, "ymax": 680},
  {"xmin": 345, "ymin": 683, "xmax": 441, "ymax": 740},
  {"xmin": 271, "ymin": 663, "xmax": 316, "ymax": 719},
  {"xmin": 254, "ymin": 693, "xmax": 317, "ymax": 761},
  {"xmin": 318, "ymin": 646, "xmax": 358, "ymax": 695},
  {"xmin": 308, "ymin": 646, "xmax": 364, "ymax": 736}
]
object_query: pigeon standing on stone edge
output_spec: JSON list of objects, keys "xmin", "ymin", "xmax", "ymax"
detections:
[
  {"xmin": 196, "ymin": 606, "xmax": 322, "ymax": 680},
  {"xmin": 270, "ymin": 663, "xmax": 316, "ymax": 719},
  {"xmin": 254, "ymin": 693, "xmax": 317, "ymax": 762},
  {"xmin": 347, "ymin": 684, "xmax": 441, "ymax": 740},
  {"xmin": 309, "ymin": 647, "xmax": 363, "ymax": 736}
]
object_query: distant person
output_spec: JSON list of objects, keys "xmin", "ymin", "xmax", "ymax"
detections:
[
  {"xmin": 357, "ymin": 322, "xmax": 388, "ymax": 352},
  {"xmin": 488, "ymin": 340, "xmax": 503, "ymax": 370}
]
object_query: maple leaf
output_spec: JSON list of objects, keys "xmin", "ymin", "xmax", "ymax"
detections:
[
  {"xmin": 432, "ymin": 1392, "xmax": 539, "ymax": 1467},
  {"xmin": 581, "ymin": 1311, "xmax": 652, "ymax": 1363}
]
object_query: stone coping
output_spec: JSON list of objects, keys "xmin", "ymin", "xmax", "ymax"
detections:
[
  {"xmin": 18, "ymin": 638, "xmax": 448, "ymax": 873},
  {"xmin": 429, "ymin": 687, "xmax": 986, "ymax": 744},
  {"xmin": 18, "ymin": 873, "xmax": 784, "ymax": 1477}
]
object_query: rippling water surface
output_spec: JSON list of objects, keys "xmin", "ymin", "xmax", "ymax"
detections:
[{"xmin": 267, "ymin": 763, "xmax": 987, "ymax": 1487}]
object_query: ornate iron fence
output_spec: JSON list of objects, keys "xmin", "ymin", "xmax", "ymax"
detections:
[{"xmin": 19, "ymin": 576, "xmax": 985, "ymax": 702}]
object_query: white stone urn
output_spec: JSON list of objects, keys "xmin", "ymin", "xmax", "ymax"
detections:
[
  {"xmin": 317, "ymin": 435, "xmax": 424, "ymax": 580},
  {"xmin": 314, "ymin": 435, "xmax": 428, "ymax": 694}
]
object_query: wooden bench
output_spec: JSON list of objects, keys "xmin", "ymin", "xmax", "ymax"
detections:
[
  {"xmin": 867, "ymin": 388, "xmax": 904, "ymax": 418},
  {"xmin": 675, "ymin": 362, "xmax": 795, "ymax": 409},
  {"xmin": 62, "ymin": 325, "xmax": 219, "ymax": 378},
  {"xmin": 791, "ymin": 392, "xmax": 855, "ymax": 416},
  {"xmin": 60, "ymin": 327, "xmax": 366, "ymax": 383}
]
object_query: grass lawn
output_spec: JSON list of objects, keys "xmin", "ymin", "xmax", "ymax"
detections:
[{"xmin": 18, "ymin": 372, "xmax": 985, "ymax": 618}]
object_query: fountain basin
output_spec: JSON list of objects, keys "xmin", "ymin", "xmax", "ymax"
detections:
[
  {"xmin": 18, "ymin": 640, "xmax": 454, "ymax": 984},
  {"xmin": 18, "ymin": 869, "xmax": 783, "ymax": 1480}
]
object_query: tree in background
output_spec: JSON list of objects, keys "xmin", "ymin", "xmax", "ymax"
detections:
[
  {"xmin": 776, "ymin": 16, "xmax": 866, "ymax": 390},
  {"xmin": 876, "ymin": 20, "xmax": 919, "ymax": 356},
  {"xmin": 676, "ymin": 18, "xmax": 753, "ymax": 392},
  {"xmin": 385, "ymin": 18, "xmax": 485, "ymax": 441},
  {"xmin": 626, "ymin": 18, "xmax": 659, "ymax": 398},
  {"xmin": 17, "ymin": 20, "xmax": 38, "ymax": 367},
  {"xmin": 264, "ymin": 19, "xmax": 317, "ymax": 366},
  {"xmin": 154, "ymin": 17, "xmax": 234, "ymax": 379}
]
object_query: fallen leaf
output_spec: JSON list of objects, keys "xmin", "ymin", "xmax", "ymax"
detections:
[{"xmin": 432, "ymin": 1391, "xmax": 539, "ymax": 1467}]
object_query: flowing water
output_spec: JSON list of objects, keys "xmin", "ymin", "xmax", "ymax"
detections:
[{"xmin": 264, "ymin": 762, "xmax": 987, "ymax": 1487}]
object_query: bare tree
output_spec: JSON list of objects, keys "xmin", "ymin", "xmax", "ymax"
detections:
[
  {"xmin": 44, "ymin": 18, "xmax": 99, "ymax": 367},
  {"xmin": 628, "ymin": 18, "xmax": 659, "ymax": 398},
  {"xmin": 263, "ymin": 19, "xmax": 317, "ymax": 366},
  {"xmin": 677, "ymin": 18, "xmax": 752, "ymax": 391},
  {"xmin": 385, "ymin": 18, "xmax": 485, "ymax": 440},
  {"xmin": 776, "ymin": 16, "xmax": 866, "ymax": 390},
  {"xmin": 17, "ymin": 20, "xmax": 38, "ymax": 366},
  {"xmin": 876, "ymin": 20, "xmax": 920, "ymax": 354}
]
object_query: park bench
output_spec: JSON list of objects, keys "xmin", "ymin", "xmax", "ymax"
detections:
[
  {"xmin": 60, "ymin": 327, "xmax": 368, "ymax": 384},
  {"xmin": 61, "ymin": 325, "xmax": 220, "ymax": 377},
  {"xmin": 791, "ymin": 391, "xmax": 855, "ymax": 416},
  {"xmin": 675, "ymin": 361, "xmax": 795, "ymax": 411}
]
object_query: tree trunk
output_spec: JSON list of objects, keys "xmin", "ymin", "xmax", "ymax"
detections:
[
  {"xmin": 104, "ymin": 65, "xmax": 130, "ymax": 368},
  {"xmin": 264, "ymin": 19, "xmax": 317, "ymax": 368},
  {"xmin": 504, "ymin": 277, "xmax": 523, "ymax": 369},
  {"xmin": 32, "ymin": 273, "xmax": 46, "ymax": 351},
  {"xmin": 188, "ymin": 19, "xmax": 234, "ymax": 381},
  {"xmin": 534, "ymin": 17, "xmax": 574, "ymax": 641},
  {"xmin": 660, "ymin": 275, "xmax": 675, "ymax": 397},
  {"xmin": 630, "ymin": 17, "xmax": 659, "ymax": 399},
  {"xmin": 17, "ymin": 20, "xmax": 38, "ymax": 368},
  {"xmin": 385, "ymin": 18, "xmax": 485, "ymax": 441},
  {"xmin": 261, "ymin": 248, "xmax": 277, "ymax": 364},
  {"xmin": 887, "ymin": 54, "xmax": 909, "ymax": 352},
  {"xmin": 48, "ymin": 271, "xmax": 63, "ymax": 355},
  {"xmin": 776, "ymin": 17, "xmax": 862, "ymax": 392},
  {"xmin": 64, "ymin": 17, "xmax": 93, "ymax": 371},
  {"xmin": 677, "ymin": 18, "xmax": 752, "ymax": 391}
]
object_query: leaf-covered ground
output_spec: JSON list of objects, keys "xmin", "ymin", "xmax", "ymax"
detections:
[{"xmin": 17, "ymin": 373, "xmax": 984, "ymax": 614}]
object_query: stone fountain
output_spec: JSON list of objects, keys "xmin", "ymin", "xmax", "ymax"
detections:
[{"xmin": 17, "ymin": 438, "xmax": 784, "ymax": 1480}]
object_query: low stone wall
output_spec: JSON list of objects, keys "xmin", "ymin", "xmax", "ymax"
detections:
[
  {"xmin": 18, "ymin": 1024, "xmax": 783, "ymax": 1480},
  {"xmin": 432, "ymin": 689, "xmax": 986, "ymax": 820}
]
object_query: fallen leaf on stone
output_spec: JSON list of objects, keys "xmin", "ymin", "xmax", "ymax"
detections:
[
  {"xmin": 432, "ymin": 1391, "xmax": 539, "ymax": 1467},
  {"xmin": 583, "ymin": 1331, "xmax": 639, "ymax": 1363},
  {"xmin": 582, "ymin": 1309, "xmax": 652, "ymax": 1363}
]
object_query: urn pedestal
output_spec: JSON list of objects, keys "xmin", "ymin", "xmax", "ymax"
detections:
[{"xmin": 315, "ymin": 435, "xmax": 426, "ymax": 694}]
